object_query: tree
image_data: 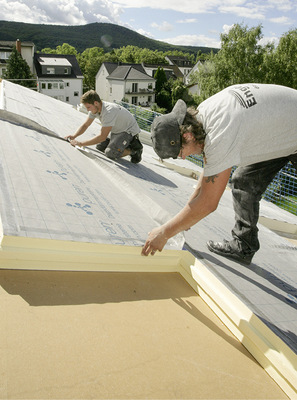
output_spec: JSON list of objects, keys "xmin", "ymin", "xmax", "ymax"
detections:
[
  {"xmin": 218, "ymin": 24, "xmax": 267, "ymax": 84},
  {"xmin": 155, "ymin": 87, "xmax": 172, "ymax": 111},
  {"xmin": 55, "ymin": 43, "xmax": 78, "ymax": 55},
  {"xmin": 114, "ymin": 45, "xmax": 167, "ymax": 64},
  {"xmin": 264, "ymin": 29, "xmax": 297, "ymax": 89},
  {"xmin": 40, "ymin": 47, "xmax": 57, "ymax": 54},
  {"xmin": 154, "ymin": 67, "xmax": 171, "ymax": 110},
  {"xmin": 79, "ymin": 47, "xmax": 106, "ymax": 90},
  {"xmin": 196, "ymin": 24, "xmax": 272, "ymax": 99},
  {"xmin": 154, "ymin": 66, "xmax": 167, "ymax": 93},
  {"xmin": 41, "ymin": 43, "xmax": 78, "ymax": 55},
  {"xmin": 171, "ymin": 78, "xmax": 195, "ymax": 108},
  {"xmin": 3, "ymin": 46, "xmax": 35, "ymax": 89}
]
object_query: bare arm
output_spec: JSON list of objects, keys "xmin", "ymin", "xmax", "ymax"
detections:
[
  {"xmin": 187, "ymin": 170, "xmax": 204, "ymax": 203},
  {"xmin": 76, "ymin": 126, "xmax": 112, "ymax": 147},
  {"xmin": 141, "ymin": 168, "xmax": 232, "ymax": 256},
  {"xmin": 68, "ymin": 125, "xmax": 112, "ymax": 147},
  {"xmin": 65, "ymin": 117, "xmax": 94, "ymax": 141}
]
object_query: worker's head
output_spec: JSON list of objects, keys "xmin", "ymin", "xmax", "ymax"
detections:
[
  {"xmin": 81, "ymin": 90, "xmax": 101, "ymax": 105},
  {"xmin": 81, "ymin": 90, "xmax": 101, "ymax": 114},
  {"xmin": 151, "ymin": 99, "xmax": 206, "ymax": 159}
]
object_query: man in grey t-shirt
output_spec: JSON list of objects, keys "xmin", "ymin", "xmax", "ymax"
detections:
[
  {"xmin": 141, "ymin": 84, "xmax": 297, "ymax": 265},
  {"xmin": 65, "ymin": 90, "xmax": 143, "ymax": 163}
]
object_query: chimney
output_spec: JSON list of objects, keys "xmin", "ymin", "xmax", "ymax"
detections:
[{"xmin": 16, "ymin": 39, "xmax": 21, "ymax": 54}]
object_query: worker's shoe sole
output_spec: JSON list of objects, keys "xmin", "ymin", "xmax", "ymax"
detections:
[{"xmin": 207, "ymin": 239, "xmax": 254, "ymax": 265}]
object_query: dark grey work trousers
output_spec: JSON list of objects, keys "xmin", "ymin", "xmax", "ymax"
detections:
[{"xmin": 230, "ymin": 154, "xmax": 297, "ymax": 255}]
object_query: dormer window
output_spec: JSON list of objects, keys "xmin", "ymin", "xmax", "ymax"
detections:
[
  {"xmin": 0, "ymin": 51, "xmax": 10, "ymax": 60},
  {"xmin": 47, "ymin": 67, "xmax": 55, "ymax": 74},
  {"xmin": 64, "ymin": 68, "xmax": 69, "ymax": 75}
]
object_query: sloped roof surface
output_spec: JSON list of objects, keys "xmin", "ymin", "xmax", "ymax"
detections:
[
  {"xmin": 108, "ymin": 65, "xmax": 153, "ymax": 81},
  {"xmin": 0, "ymin": 40, "xmax": 35, "ymax": 48},
  {"xmin": 1, "ymin": 79, "xmax": 297, "ymax": 371},
  {"xmin": 34, "ymin": 53, "xmax": 83, "ymax": 78}
]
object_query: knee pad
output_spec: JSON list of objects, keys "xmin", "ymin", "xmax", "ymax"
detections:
[{"xmin": 105, "ymin": 147, "xmax": 120, "ymax": 160}]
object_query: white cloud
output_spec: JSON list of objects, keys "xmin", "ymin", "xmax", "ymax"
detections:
[
  {"xmin": 151, "ymin": 21, "xmax": 174, "ymax": 32},
  {"xmin": 161, "ymin": 34, "xmax": 220, "ymax": 48},
  {"xmin": 219, "ymin": 5, "xmax": 266, "ymax": 20},
  {"xmin": 136, "ymin": 28, "xmax": 154, "ymax": 38},
  {"xmin": 222, "ymin": 24, "xmax": 234, "ymax": 34},
  {"xmin": 0, "ymin": 0, "xmax": 123, "ymax": 25},
  {"xmin": 112, "ymin": 0, "xmax": 221, "ymax": 13},
  {"xmin": 112, "ymin": 0, "xmax": 271, "ymax": 16},
  {"xmin": 267, "ymin": 0, "xmax": 294, "ymax": 12},
  {"xmin": 258, "ymin": 36, "xmax": 279, "ymax": 46},
  {"xmin": 177, "ymin": 18, "xmax": 197, "ymax": 23},
  {"xmin": 269, "ymin": 16, "xmax": 293, "ymax": 25}
]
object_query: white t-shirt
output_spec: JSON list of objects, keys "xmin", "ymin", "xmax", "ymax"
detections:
[
  {"xmin": 88, "ymin": 101, "xmax": 140, "ymax": 136},
  {"xmin": 197, "ymin": 84, "xmax": 297, "ymax": 176}
]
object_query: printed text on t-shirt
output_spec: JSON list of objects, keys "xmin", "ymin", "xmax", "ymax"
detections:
[{"xmin": 230, "ymin": 85, "xmax": 258, "ymax": 109}]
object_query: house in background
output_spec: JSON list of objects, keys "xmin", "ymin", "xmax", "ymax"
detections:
[
  {"xmin": 0, "ymin": 39, "xmax": 35, "ymax": 78},
  {"xmin": 185, "ymin": 59, "xmax": 206, "ymax": 96},
  {"xmin": 165, "ymin": 55, "xmax": 194, "ymax": 82},
  {"xmin": 33, "ymin": 53, "xmax": 83, "ymax": 106},
  {"xmin": 142, "ymin": 62, "xmax": 183, "ymax": 81},
  {"xmin": 96, "ymin": 62, "xmax": 155, "ymax": 106}
]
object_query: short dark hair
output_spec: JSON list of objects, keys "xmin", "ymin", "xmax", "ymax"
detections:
[
  {"xmin": 180, "ymin": 107, "xmax": 206, "ymax": 145},
  {"xmin": 81, "ymin": 90, "xmax": 101, "ymax": 104}
]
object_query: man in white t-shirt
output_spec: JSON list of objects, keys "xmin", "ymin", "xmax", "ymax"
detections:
[
  {"xmin": 65, "ymin": 90, "xmax": 143, "ymax": 163},
  {"xmin": 141, "ymin": 83, "xmax": 297, "ymax": 265}
]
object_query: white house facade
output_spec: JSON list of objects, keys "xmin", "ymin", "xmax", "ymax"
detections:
[
  {"xmin": 0, "ymin": 39, "xmax": 35, "ymax": 78},
  {"xmin": 34, "ymin": 53, "xmax": 83, "ymax": 106},
  {"xmin": 96, "ymin": 62, "xmax": 155, "ymax": 107},
  {"xmin": 165, "ymin": 55, "xmax": 194, "ymax": 82}
]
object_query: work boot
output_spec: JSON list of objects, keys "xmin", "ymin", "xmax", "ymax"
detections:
[
  {"xmin": 207, "ymin": 239, "xmax": 254, "ymax": 265},
  {"xmin": 130, "ymin": 135, "xmax": 143, "ymax": 164},
  {"xmin": 130, "ymin": 148, "xmax": 142, "ymax": 163},
  {"xmin": 96, "ymin": 138, "xmax": 110, "ymax": 152}
]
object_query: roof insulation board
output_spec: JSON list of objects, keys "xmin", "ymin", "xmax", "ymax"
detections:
[
  {"xmin": 0, "ymin": 79, "xmax": 297, "ymax": 397},
  {"xmin": 0, "ymin": 269, "xmax": 287, "ymax": 400}
]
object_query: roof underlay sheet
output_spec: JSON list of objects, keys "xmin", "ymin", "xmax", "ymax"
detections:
[{"xmin": 0, "ymin": 79, "xmax": 297, "ymax": 398}]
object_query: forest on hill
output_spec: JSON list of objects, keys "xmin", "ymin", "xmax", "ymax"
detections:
[{"xmin": 0, "ymin": 20, "xmax": 218, "ymax": 54}]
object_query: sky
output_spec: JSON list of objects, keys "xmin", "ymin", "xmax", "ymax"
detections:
[{"xmin": 0, "ymin": 0, "xmax": 296, "ymax": 49}]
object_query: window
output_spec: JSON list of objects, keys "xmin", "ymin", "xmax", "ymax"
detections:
[
  {"xmin": 66, "ymin": 97, "xmax": 69, "ymax": 102},
  {"xmin": 46, "ymin": 67, "xmax": 55, "ymax": 74},
  {"xmin": 132, "ymin": 83, "xmax": 138, "ymax": 93},
  {"xmin": 52, "ymin": 83, "xmax": 58, "ymax": 89},
  {"xmin": 64, "ymin": 68, "xmax": 69, "ymax": 74},
  {"xmin": 66, "ymin": 82, "xmax": 70, "ymax": 87},
  {"xmin": 0, "ymin": 51, "xmax": 10, "ymax": 60},
  {"xmin": 48, "ymin": 83, "xmax": 53, "ymax": 89},
  {"xmin": 132, "ymin": 96, "xmax": 138, "ymax": 105},
  {"xmin": 41, "ymin": 83, "xmax": 46, "ymax": 89},
  {"xmin": 59, "ymin": 83, "xmax": 64, "ymax": 89},
  {"xmin": 74, "ymin": 91, "xmax": 79, "ymax": 96}
]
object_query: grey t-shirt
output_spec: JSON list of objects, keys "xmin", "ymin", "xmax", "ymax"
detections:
[
  {"xmin": 197, "ymin": 83, "xmax": 297, "ymax": 176},
  {"xmin": 88, "ymin": 101, "xmax": 140, "ymax": 136}
]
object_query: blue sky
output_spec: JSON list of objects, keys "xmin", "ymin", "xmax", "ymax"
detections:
[{"xmin": 0, "ymin": 0, "xmax": 296, "ymax": 48}]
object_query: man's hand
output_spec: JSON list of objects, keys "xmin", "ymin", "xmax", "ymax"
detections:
[
  {"xmin": 64, "ymin": 134, "xmax": 75, "ymax": 141},
  {"xmin": 69, "ymin": 139, "xmax": 82, "ymax": 147},
  {"xmin": 141, "ymin": 226, "xmax": 168, "ymax": 256},
  {"xmin": 65, "ymin": 135, "xmax": 82, "ymax": 146}
]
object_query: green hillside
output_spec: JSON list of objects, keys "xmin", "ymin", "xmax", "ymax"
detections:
[{"xmin": 0, "ymin": 20, "xmax": 218, "ymax": 54}]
